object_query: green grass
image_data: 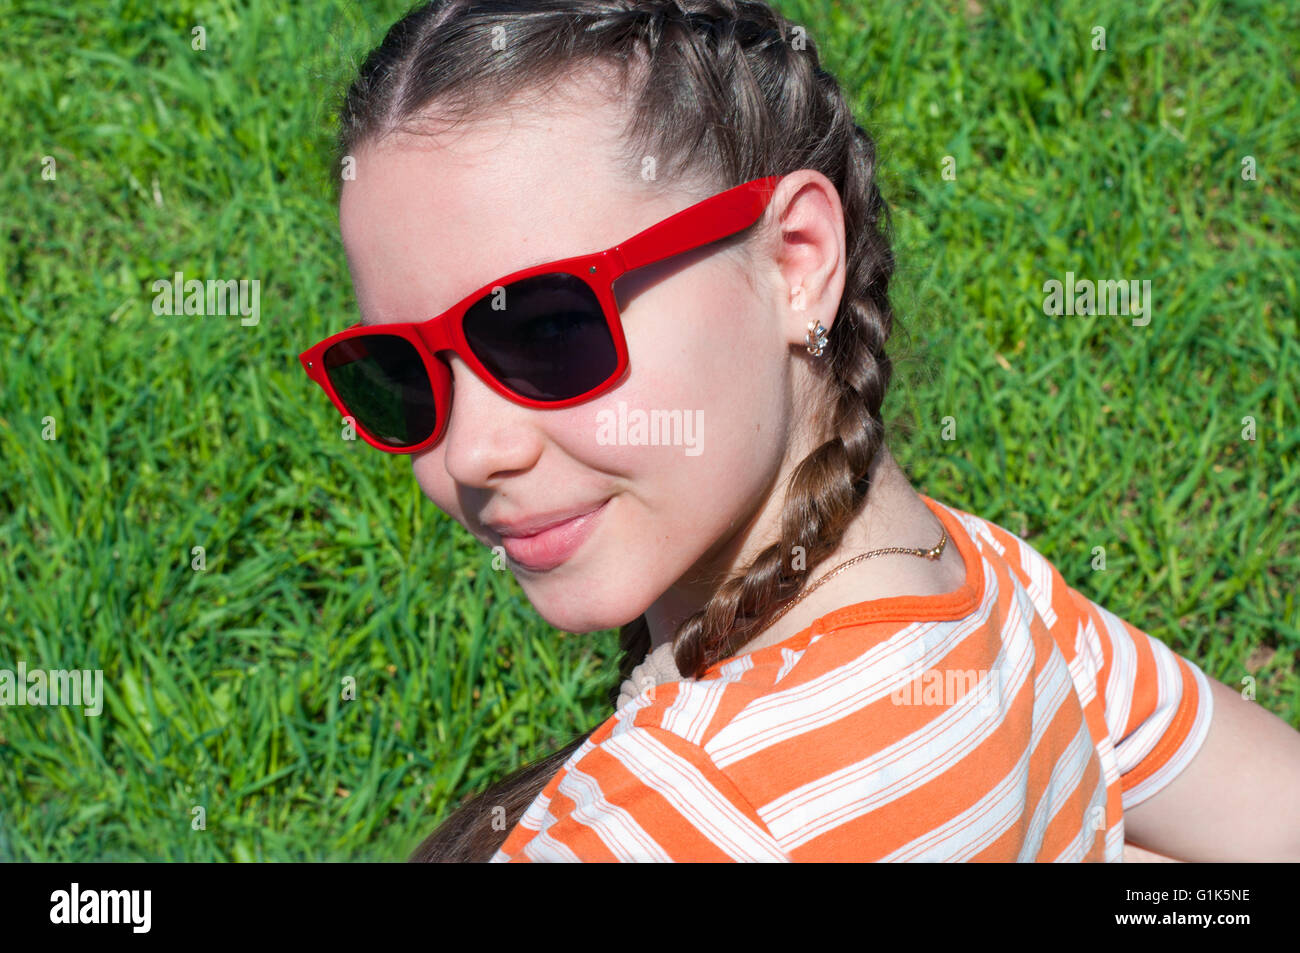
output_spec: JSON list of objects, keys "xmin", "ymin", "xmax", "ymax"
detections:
[{"xmin": 1, "ymin": 0, "xmax": 1296, "ymax": 861}]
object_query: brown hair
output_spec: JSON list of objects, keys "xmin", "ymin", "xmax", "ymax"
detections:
[{"xmin": 332, "ymin": 0, "xmax": 898, "ymax": 862}]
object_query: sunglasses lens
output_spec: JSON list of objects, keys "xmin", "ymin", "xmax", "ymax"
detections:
[
  {"xmin": 322, "ymin": 334, "xmax": 437, "ymax": 448},
  {"xmin": 462, "ymin": 273, "xmax": 617, "ymax": 401}
]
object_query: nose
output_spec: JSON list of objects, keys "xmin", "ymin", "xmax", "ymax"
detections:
[{"xmin": 435, "ymin": 352, "xmax": 544, "ymax": 485}]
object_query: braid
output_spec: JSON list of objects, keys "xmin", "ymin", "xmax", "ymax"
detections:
[
  {"xmin": 623, "ymin": 0, "xmax": 898, "ymax": 679},
  {"xmin": 607, "ymin": 615, "xmax": 652, "ymax": 709}
]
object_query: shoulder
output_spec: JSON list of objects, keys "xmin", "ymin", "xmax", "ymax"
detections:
[{"xmin": 930, "ymin": 497, "xmax": 1093, "ymax": 634}]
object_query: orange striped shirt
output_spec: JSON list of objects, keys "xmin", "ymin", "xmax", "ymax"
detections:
[{"xmin": 492, "ymin": 495, "xmax": 1214, "ymax": 862}]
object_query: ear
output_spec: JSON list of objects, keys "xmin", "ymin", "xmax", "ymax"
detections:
[{"xmin": 758, "ymin": 170, "xmax": 847, "ymax": 354}]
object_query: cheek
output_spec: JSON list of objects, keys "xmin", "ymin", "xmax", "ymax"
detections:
[
  {"xmin": 572, "ymin": 274, "xmax": 790, "ymax": 531},
  {"xmin": 410, "ymin": 452, "xmax": 467, "ymax": 528},
  {"xmin": 610, "ymin": 272, "xmax": 784, "ymax": 452}
]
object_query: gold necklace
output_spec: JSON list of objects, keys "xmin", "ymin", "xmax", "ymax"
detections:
[{"xmin": 760, "ymin": 522, "xmax": 949, "ymax": 633}]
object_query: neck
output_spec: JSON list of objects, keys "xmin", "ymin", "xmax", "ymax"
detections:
[{"xmin": 643, "ymin": 446, "xmax": 950, "ymax": 657}]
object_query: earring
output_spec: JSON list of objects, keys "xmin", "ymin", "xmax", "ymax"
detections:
[{"xmin": 805, "ymin": 320, "xmax": 828, "ymax": 358}]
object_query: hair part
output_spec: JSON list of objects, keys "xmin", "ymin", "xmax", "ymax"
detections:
[{"xmin": 334, "ymin": 0, "xmax": 898, "ymax": 862}]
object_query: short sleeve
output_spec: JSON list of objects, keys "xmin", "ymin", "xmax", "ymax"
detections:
[
  {"xmin": 491, "ymin": 722, "xmax": 790, "ymax": 862},
  {"xmin": 1075, "ymin": 594, "xmax": 1215, "ymax": 811}
]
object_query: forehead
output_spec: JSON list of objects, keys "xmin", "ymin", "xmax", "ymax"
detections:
[{"xmin": 338, "ymin": 93, "xmax": 666, "ymax": 327}]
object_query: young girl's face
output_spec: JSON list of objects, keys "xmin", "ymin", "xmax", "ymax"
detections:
[{"xmin": 339, "ymin": 84, "xmax": 839, "ymax": 636}]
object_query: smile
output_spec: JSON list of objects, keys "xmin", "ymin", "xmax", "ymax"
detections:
[{"xmin": 495, "ymin": 499, "xmax": 610, "ymax": 572}]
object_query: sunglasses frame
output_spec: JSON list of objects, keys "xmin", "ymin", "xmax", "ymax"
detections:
[{"xmin": 299, "ymin": 174, "xmax": 784, "ymax": 453}]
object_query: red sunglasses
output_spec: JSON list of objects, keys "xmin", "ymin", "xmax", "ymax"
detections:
[{"xmin": 298, "ymin": 174, "xmax": 783, "ymax": 453}]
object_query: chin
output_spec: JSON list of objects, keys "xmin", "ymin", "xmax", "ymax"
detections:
[
  {"xmin": 536, "ymin": 608, "xmax": 635, "ymax": 635},
  {"xmin": 522, "ymin": 586, "xmax": 647, "ymax": 635}
]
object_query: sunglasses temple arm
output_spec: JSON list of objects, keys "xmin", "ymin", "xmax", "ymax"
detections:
[{"xmin": 614, "ymin": 176, "xmax": 780, "ymax": 273}]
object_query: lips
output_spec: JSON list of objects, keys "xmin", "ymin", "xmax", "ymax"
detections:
[{"xmin": 486, "ymin": 499, "xmax": 610, "ymax": 572}]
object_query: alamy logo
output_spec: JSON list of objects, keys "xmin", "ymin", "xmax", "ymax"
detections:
[
  {"xmin": 892, "ymin": 666, "xmax": 1003, "ymax": 713},
  {"xmin": 1041, "ymin": 272, "xmax": 1151, "ymax": 326},
  {"xmin": 595, "ymin": 401, "xmax": 703, "ymax": 456},
  {"xmin": 50, "ymin": 883, "xmax": 151, "ymax": 933},
  {"xmin": 0, "ymin": 662, "xmax": 103, "ymax": 716},
  {"xmin": 151, "ymin": 271, "xmax": 261, "ymax": 326}
]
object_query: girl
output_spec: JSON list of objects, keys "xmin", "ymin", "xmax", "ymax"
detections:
[{"xmin": 299, "ymin": 0, "xmax": 1300, "ymax": 862}]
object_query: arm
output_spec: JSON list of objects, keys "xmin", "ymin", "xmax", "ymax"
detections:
[{"xmin": 1122, "ymin": 674, "xmax": 1300, "ymax": 862}]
